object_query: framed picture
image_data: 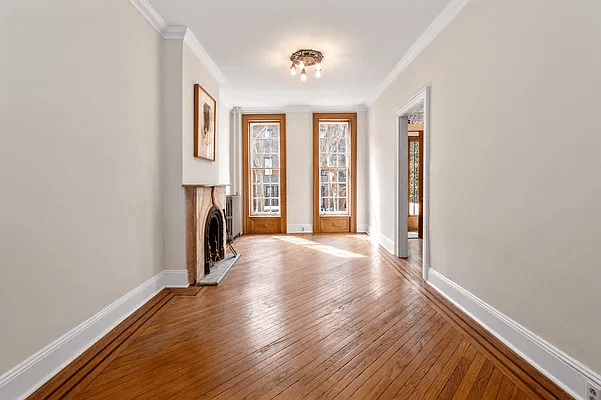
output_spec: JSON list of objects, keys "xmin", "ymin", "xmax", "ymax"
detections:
[{"xmin": 194, "ymin": 83, "xmax": 216, "ymax": 161}]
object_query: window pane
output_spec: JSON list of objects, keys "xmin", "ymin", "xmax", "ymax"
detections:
[
  {"xmin": 318, "ymin": 121, "xmax": 350, "ymax": 215},
  {"xmin": 252, "ymin": 184, "xmax": 262, "ymax": 198},
  {"xmin": 252, "ymin": 169, "xmax": 262, "ymax": 184},
  {"xmin": 250, "ymin": 122, "xmax": 281, "ymax": 216},
  {"xmin": 252, "ymin": 154, "xmax": 262, "ymax": 168},
  {"xmin": 328, "ymin": 154, "xmax": 337, "ymax": 167}
]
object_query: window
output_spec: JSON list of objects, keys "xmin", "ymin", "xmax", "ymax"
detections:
[
  {"xmin": 250, "ymin": 123, "xmax": 281, "ymax": 215},
  {"xmin": 319, "ymin": 121, "xmax": 350, "ymax": 215},
  {"xmin": 312, "ymin": 113, "xmax": 357, "ymax": 233}
]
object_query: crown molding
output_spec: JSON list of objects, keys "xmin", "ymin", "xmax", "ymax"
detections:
[
  {"xmin": 128, "ymin": 0, "xmax": 166, "ymax": 34},
  {"xmin": 128, "ymin": 1, "xmax": 228, "ymax": 85},
  {"xmin": 240, "ymin": 104, "xmax": 368, "ymax": 114},
  {"xmin": 366, "ymin": 0, "xmax": 471, "ymax": 107},
  {"xmin": 183, "ymin": 29, "xmax": 227, "ymax": 85},
  {"xmin": 162, "ymin": 25, "xmax": 187, "ymax": 40}
]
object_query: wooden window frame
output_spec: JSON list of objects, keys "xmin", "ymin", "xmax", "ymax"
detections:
[
  {"xmin": 312, "ymin": 113, "xmax": 357, "ymax": 233},
  {"xmin": 242, "ymin": 114, "xmax": 287, "ymax": 234}
]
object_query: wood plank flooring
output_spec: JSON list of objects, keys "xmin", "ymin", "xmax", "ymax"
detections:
[{"xmin": 29, "ymin": 234, "xmax": 572, "ymax": 400}]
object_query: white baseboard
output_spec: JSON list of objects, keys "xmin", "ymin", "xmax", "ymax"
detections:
[
  {"xmin": 366, "ymin": 225, "xmax": 395, "ymax": 254},
  {"xmin": 287, "ymin": 224, "xmax": 312, "ymax": 233},
  {"xmin": 0, "ymin": 269, "xmax": 188, "ymax": 400},
  {"xmin": 288, "ymin": 224, "xmax": 368, "ymax": 234},
  {"xmin": 427, "ymin": 269, "xmax": 601, "ymax": 400},
  {"xmin": 160, "ymin": 269, "xmax": 189, "ymax": 288}
]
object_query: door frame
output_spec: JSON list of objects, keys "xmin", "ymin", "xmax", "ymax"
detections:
[
  {"xmin": 312, "ymin": 113, "xmax": 358, "ymax": 233},
  {"xmin": 393, "ymin": 87, "xmax": 430, "ymax": 281},
  {"xmin": 241, "ymin": 114, "xmax": 287, "ymax": 234}
]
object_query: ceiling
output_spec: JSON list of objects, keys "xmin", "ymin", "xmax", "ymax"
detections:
[{"xmin": 148, "ymin": 0, "xmax": 453, "ymax": 109}]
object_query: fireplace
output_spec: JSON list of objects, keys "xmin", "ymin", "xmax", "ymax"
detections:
[
  {"xmin": 204, "ymin": 206, "xmax": 225, "ymax": 275},
  {"xmin": 185, "ymin": 184, "xmax": 228, "ymax": 284}
]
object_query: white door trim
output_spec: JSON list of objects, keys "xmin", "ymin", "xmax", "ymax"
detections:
[{"xmin": 393, "ymin": 87, "xmax": 430, "ymax": 281}]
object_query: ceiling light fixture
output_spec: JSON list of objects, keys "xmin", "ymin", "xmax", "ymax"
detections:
[{"xmin": 289, "ymin": 49, "xmax": 323, "ymax": 81}]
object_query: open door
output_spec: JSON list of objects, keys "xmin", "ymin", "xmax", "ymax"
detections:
[{"xmin": 408, "ymin": 124, "xmax": 423, "ymax": 239}]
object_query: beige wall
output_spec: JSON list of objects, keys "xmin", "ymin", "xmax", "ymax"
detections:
[
  {"xmin": 162, "ymin": 40, "xmax": 232, "ymax": 272},
  {"xmin": 367, "ymin": 0, "xmax": 601, "ymax": 374},
  {"xmin": 161, "ymin": 39, "xmax": 186, "ymax": 271},
  {"xmin": 182, "ymin": 43, "xmax": 231, "ymax": 186},
  {"xmin": 0, "ymin": 0, "xmax": 163, "ymax": 374}
]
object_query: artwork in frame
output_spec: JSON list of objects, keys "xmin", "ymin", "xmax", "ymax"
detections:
[{"xmin": 194, "ymin": 83, "xmax": 216, "ymax": 161}]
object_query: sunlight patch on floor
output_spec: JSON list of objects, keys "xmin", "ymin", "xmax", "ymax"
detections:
[{"xmin": 274, "ymin": 236, "xmax": 366, "ymax": 258}]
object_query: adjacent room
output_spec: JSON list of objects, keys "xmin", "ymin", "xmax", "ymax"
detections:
[{"xmin": 1, "ymin": 0, "xmax": 600, "ymax": 399}]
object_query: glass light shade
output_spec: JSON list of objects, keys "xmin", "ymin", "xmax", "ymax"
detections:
[
  {"xmin": 300, "ymin": 68, "xmax": 307, "ymax": 81},
  {"xmin": 315, "ymin": 62, "xmax": 322, "ymax": 71},
  {"xmin": 290, "ymin": 65, "xmax": 297, "ymax": 76},
  {"xmin": 298, "ymin": 60, "xmax": 305, "ymax": 69},
  {"xmin": 315, "ymin": 70, "xmax": 321, "ymax": 78}
]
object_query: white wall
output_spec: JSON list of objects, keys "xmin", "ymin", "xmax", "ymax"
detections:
[
  {"xmin": 256, "ymin": 111, "xmax": 368, "ymax": 232},
  {"xmin": 0, "ymin": 0, "xmax": 163, "ymax": 375},
  {"xmin": 286, "ymin": 113, "xmax": 314, "ymax": 229},
  {"xmin": 367, "ymin": 0, "xmax": 601, "ymax": 375}
]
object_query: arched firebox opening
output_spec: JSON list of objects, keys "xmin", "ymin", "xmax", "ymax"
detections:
[{"xmin": 204, "ymin": 206, "xmax": 225, "ymax": 275}]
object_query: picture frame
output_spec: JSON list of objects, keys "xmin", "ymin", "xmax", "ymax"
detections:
[{"xmin": 194, "ymin": 83, "xmax": 216, "ymax": 161}]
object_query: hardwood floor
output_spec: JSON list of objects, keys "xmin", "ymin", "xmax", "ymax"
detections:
[{"xmin": 29, "ymin": 234, "xmax": 572, "ymax": 400}]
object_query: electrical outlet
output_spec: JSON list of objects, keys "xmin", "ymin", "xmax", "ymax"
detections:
[
  {"xmin": 587, "ymin": 381, "xmax": 600, "ymax": 400},
  {"xmin": 301, "ymin": 226, "xmax": 305, "ymax": 232}
]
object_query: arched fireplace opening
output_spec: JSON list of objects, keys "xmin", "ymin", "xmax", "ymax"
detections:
[{"xmin": 204, "ymin": 206, "xmax": 225, "ymax": 275}]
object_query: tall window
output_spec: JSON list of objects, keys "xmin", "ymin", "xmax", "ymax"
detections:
[
  {"xmin": 313, "ymin": 112, "xmax": 356, "ymax": 233},
  {"xmin": 319, "ymin": 122, "xmax": 350, "ymax": 215},
  {"xmin": 250, "ymin": 123, "xmax": 281, "ymax": 215}
]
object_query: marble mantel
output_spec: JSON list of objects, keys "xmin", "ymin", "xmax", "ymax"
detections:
[{"xmin": 184, "ymin": 184, "xmax": 230, "ymax": 284}]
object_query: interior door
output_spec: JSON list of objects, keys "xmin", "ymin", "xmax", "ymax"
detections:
[
  {"xmin": 312, "ymin": 113, "xmax": 357, "ymax": 233},
  {"xmin": 242, "ymin": 114, "xmax": 287, "ymax": 234},
  {"xmin": 408, "ymin": 124, "xmax": 424, "ymax": 238}
]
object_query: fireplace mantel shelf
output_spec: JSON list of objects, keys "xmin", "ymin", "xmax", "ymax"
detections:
[{"xmin": 182, "ymin": 184, "xmax": 231, "ymax": 188}]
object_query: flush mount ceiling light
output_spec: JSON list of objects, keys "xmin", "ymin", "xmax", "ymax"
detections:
[{"xmin": 289, "ymin": 49, "xmax": 323, "ymax": 81}]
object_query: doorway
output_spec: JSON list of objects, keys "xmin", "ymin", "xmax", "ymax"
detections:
[
  {"xmin": 408, "ymin": 123, "xmax": 423, "ymax": 239},
  {"xmin": 393, "ymin": 87, "xmax": 430, "ymax": 281}
]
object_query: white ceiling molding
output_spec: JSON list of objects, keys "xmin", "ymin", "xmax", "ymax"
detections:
[
  {"xmin": 366, "ymin": 0, "xmax": 471, "ymax": 107},
  {"xmin": 128, "ymin": 0, "xmax": 166, "ymax": 34},
  {"xmin": 240, "ymin": 105, "xmax": 368, "ymax": 114},
  {"xmin": 162, "ymin": 25, "xmax": 187, "ymax": 40},
  {"xmin": 128, "ymin": 1, "xmax": 228, "ymax": 85},
  {"xmin": 183, "ymin": 29, "xmax": 228, "ymax": 85}
]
